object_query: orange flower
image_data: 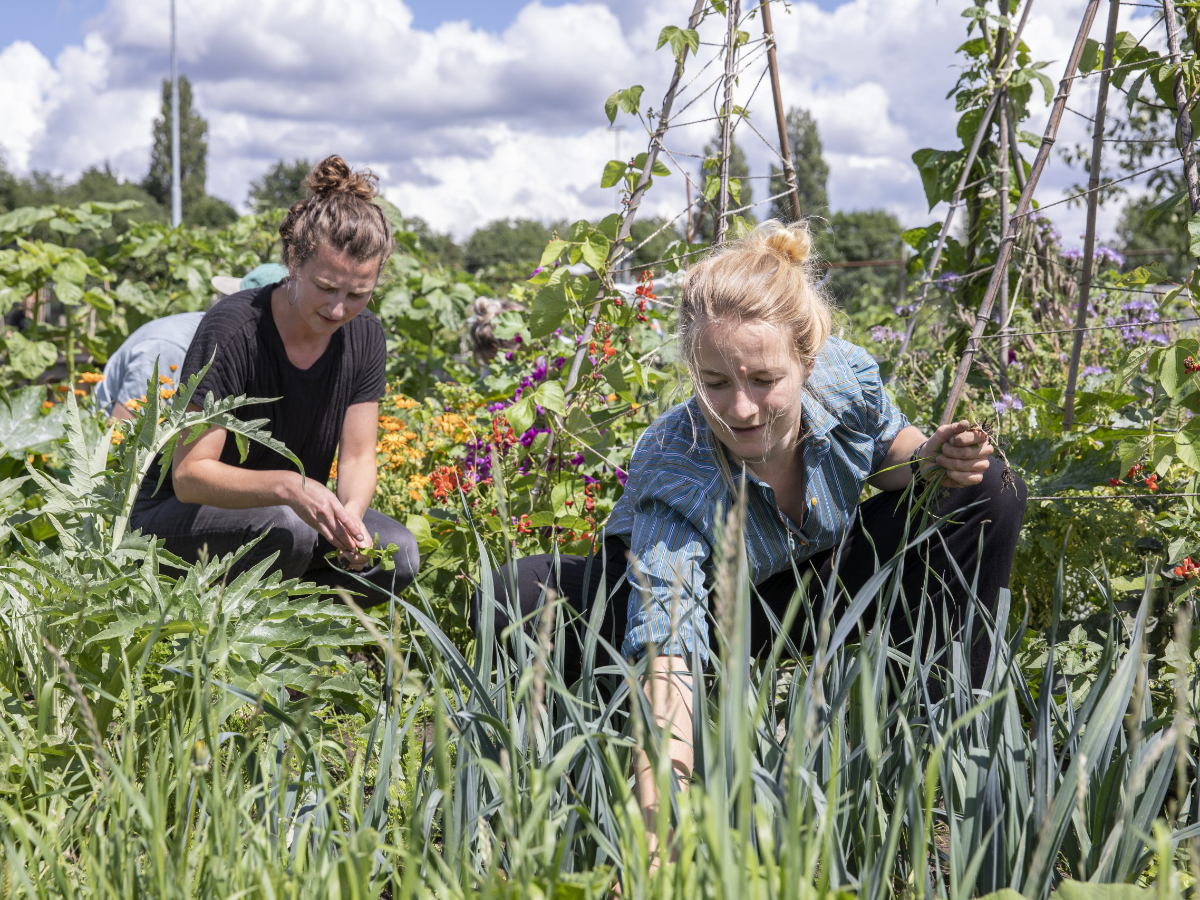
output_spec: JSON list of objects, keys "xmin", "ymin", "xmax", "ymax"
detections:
[
  {"xmin": 329, "ymin": 458, "xmax": 338, "ymax": 480},
  {"xmin": 42, "ymin": 400, "xmax": 55, "ymax": 410},
  {"xmin": 110, "ymin": 430, "xmax": 125, "ymax": 446},
  {"xmin": 55, "ymin": 384, "xmax": 70, "ymax": 393},
  {"xmin": 78, "ymin": 371, "xmax": 104, "ymax": 384},
  {"xmin": 169, "ymin": 363, "xmax": 178, "ymax": 372},
  {"xmin": 160, "ymin": 388, "xmax": 176, "ymax": 400},
  {"xmin": 74, "ymin": 389, "xmax": 86, "ymax": 398},
  {"xmin": 159, "ymin": 374, "xmax": 174, "ymax": 385}
]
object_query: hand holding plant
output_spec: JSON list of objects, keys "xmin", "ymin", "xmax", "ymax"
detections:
[{"xmin": 919, "ymin": 419, "xmax": 994, "ymax": 488}]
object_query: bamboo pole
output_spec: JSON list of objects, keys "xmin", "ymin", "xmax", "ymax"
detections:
[
  {"xmin": 940, "ymin": 0, "xmax": 1103, "ymax": 427},
  {"xmin": 715, "ymin": 0, "xmax": 743, "ymax": 246},
  {"xmin": 170, "ymin": 0, "xmax": 182, "ymax": 228},
  {"xmin": 1164, "ymin": 0, "xmax": 1200, "ymax": 216},
  {"xmin": 894, "ymin": 90, "xmax": 1001, "ymax": 358},
  {"xmin": 895, "ymin": 0, "xmax": 1035, "ymax": 363},
  {"xmin": 760, "ymin": 0, "xmax": 802, "ymax": 221},
  {"xmin": 1063, "ymin": 0, "xmax": 1121, "ymax": 428},
  {"xmin": 998, "ymin": 90, "xmax": 1010, "ymax": 383},
  {"xmin": 531, "ymin": 0, "xmax": 708, "ymax": 503}
]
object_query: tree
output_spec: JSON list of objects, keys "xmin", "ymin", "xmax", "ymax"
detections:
[
  {"xmin": 142, "ymin": 75, "xmax": 211, "ymax": 218},
  {"xmin": 1116, "ymin": 192, "xmax": 1192, "ymax": 283},
  {"xmin": 769, "ymin": 107, "xmax": 829, "ymax": 221},
  {"xmin": 692, "ymin": 128, "xmax": 753, "ymax": 243},
  {"xmin": 248, "ymin": 158, "xmax": 313, "ymax": 213},
  {"xmin": 404, "ymin": 216, "xmax": 463, "ymax": 269},
  {"xmin": 627, "ymin": 217, "xmax": 681, "ymax": 272},
  {"xmin": 818, "ymin": 210, "xmax": 903, "ymax": 308}
]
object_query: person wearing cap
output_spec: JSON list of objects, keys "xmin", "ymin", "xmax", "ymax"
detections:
[{"xmin": 96, "ymin": 263, "xmax": 288, "ymax": 420}]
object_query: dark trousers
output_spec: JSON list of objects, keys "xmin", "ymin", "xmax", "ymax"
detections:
[
  {"xmin": 475, "ymin": 462, "xmax": 1027, "ymax": 686},
  {"xmin": 132, "ymin": 495, "xmax": 420, "ymax": 604}
]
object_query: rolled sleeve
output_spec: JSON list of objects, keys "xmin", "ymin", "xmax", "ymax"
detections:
[
  {"xmin": 621, "ymin": 497, "xmax": 712, "ymax": 665},
  {"xmin": 849, "ymin": 346, "xmax": 909, "ymax": 470}
]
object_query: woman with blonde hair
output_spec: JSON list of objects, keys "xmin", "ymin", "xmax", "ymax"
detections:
[{"xmin": 478, "ymin": 219, "xmax": 1025, "ymax": 846}]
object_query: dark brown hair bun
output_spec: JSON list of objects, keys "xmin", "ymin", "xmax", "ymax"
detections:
[{"xmin": 304, "ymin": 155, "xmax": 379, "ymax": 202}]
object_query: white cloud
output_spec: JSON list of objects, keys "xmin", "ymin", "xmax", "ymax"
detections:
[{"xmin": 0, "ymin": 0, "xmax": 1167, "ymax": 245}]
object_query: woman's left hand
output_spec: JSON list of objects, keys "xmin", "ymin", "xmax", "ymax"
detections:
[
  {"xmin": 920, "ymin": 420, "xmax": 993, "ymax": 488},
  {"xmin": 338, "ymin": 531, "xmax": 375, "ymax": 571}
]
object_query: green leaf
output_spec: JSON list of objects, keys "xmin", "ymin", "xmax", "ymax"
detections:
[
  {"xmin": 604, "ymin": 89, "xmax": 621, "ymax": 124},
  {"xmin": 506, "ymin": 396, "xmax": 535, "ymax": 435},
  {"xmin": 602, "ymin": 360, "xmax": 627, "ymax": 392},
  {"xmin": 1080, "ymin": 38, "xmax": 1101, "ymax": 74},
  {"xmin": 1160, "ymin": 340, "xmax": 1200, "ymax": 398},
  {"xmin": 529, "ymin": 281, "xmax": 570, "ymax": 339},
  {"xmin": 233, "ymin": 431, "xmax": 250, "ymax": 464},
  {"xmin": 3, "ymin": 332, "xmax": 58, "ymax": 384},
  {"xmin": 619, "ymin": 85, "xmax": 644, "ymax": 115},
  {"xmin": 600, "ymin": 160, "xmax": 628, "ymax": 189},
  {"xmin": 540, "ymin": 239, "xmax": 570, "ymax": 267},
  {"xmin": 1115, "ymin": 262, "xmax": 1169, "ymax": 287},
  {"xmin": 1048, "ymin": 884, "xmax": 1151, "ymax": 900},
  {"xmin": 0, "ymin": 386, "xmax": 67, "ymax": 457},
  {"xmin": 0, "ymin": 206, "xmax": 56, "ymax": 237},
  {"xmin": 702, "ymin": 174, "xmax": 721, "ymax": 202},
  {"xmin": 533, "ymin": 381, "xmax": 565, "ymax": 416},
  {"xmin": 580, "ymin": 233, "xmax": 610, "ymax": 272},
  {"xmin": 1189, "ymin": 214, "xmax": 1200, "ymax": 258}
]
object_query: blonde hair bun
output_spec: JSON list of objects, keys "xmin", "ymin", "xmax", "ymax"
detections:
[
  {"xmin": 304, "ymin": 154, "xmax": 379, "ymax": 202},
  {"xmin": 758, "ymin": 220, "xmax": 812, "ymax": 266}
]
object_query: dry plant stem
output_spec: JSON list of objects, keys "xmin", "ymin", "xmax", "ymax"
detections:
[
  {"xmin": 940, "ymin": 0, "xmax": 1103, "ymax": 427},
  {"xmin": 714, "ymin": 0, "xmax": 742, "ymax": 247},
  {"xmin": 1164, "ymin": 0, "xmax": 1200, "ymax": 217},
  {"xmin": 530, "ymin": 0, "xmax": 707, "ymax": 503},
  {"xmin": 1064, "ymin": 0, "xmax": 1122, "ymax": 428},
  {"xmin": 761, "ymin": 0, "xmax": 802, "ymax": 221}
]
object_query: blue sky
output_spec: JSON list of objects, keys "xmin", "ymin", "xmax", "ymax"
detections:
[{"xmin": 0, "ymin": 0, "xmax": 852, "ymax": 61}]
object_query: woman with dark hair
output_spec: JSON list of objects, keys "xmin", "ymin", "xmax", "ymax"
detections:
[{"xmin": 131, "ymin": 156, "xmax": 418, "ymax": 602}]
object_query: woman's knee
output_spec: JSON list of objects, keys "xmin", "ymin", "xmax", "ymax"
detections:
[{"xmin": 249, "ymin": 507, "xmax": 315, "ymax": 578}]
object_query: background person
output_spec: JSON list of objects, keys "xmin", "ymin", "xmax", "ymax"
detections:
[
  {"xmin": 95, "ymin": 263, "xmax": 288, "ymax": 420},
  {"xmin": 476, "ymin": 219, "xmax": 1027, "ymax": 857},
  {"xmin": 130, "ymin": 155, "xmax": 418, "ymax": 602}
]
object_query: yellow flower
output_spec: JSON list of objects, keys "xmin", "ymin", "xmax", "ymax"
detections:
[
  {"xmin": 110, "ymin": 430, "xmax": 125, "ymax": 445},
  {"xmin": 124, "ymin": 398, "xmax": 142, "ymax": 412},
  {"xmin": 159, "ymin": 374, "xmax": 174, "ymax": 385},
  {"xmin": 606, "ymin": 393, "xmax": 618, "ymax": 403},
  {"xmin": 160, "ymin": 388, "xmax": 176, "ymax": 400},
  {"xmin": 78, "ymin": 371, "xmax": 104, "ymax": 384},
  {"xmin": 74, "ymin": 389, "xmax": 87, "ymax": 398},
  {"xmin": 42, "ymin": 400, "xmax": 55, "ymax": 410},
  {"xmin": 329, "ymin": 459, "xmax": 338, "ymax": 480},
  {"xmin": 392, "ymin": 395, "xmax": 419, "ymax": 410},
  {"xmin": 169, "ymin": 363, "xmax": 178, "ymax": 372}
]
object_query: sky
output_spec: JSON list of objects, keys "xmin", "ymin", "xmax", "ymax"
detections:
[{"xmin": 0, "ymin": 0, "xmax": 1165, "ymax": 246}]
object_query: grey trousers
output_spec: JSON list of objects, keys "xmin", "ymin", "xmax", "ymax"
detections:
[{"xmin": 131, "ymin": 495, "xmax": 419, "ymax": 604}]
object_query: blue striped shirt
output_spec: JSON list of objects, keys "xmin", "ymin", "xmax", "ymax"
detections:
[{"xmin": 605, "ymin": 336, "xmax": 909, "ymax": 664}]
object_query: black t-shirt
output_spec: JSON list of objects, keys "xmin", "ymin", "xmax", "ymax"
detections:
[{"xmin": 136, "ymin": 282, "xmax": 386, "ymax": 505}]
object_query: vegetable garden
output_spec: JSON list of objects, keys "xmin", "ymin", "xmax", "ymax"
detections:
[{"xmin": 4, "ymin": 0, "xmax": 1200, "ymax": 896}]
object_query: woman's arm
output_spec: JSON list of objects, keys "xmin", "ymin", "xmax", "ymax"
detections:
[
  {"xmin": 171, "ymin": 403, "xmax": 364, "ymax": 552},
  {"xmin": 867, "ymin": 421, "xmax": 994, "ymax": 492},
  {"xmin": 635, "ymin": 654, "xmax": 695, "ymax": 870},
  {"xmin": 332, "ymin": 401, "xmax": 380, "ymax": 569}
]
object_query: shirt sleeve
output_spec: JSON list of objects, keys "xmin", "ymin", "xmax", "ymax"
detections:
[
  {"xmin": 350, "ymin": 315, "xmax": 387, "ymax": 405},
  {"xmin": 849, "ymin": 345, "xmax": 910, "ymax": 471},
  {"xmin": 621, "ymin": 495, "xmax": 713, "ymax": 666}
]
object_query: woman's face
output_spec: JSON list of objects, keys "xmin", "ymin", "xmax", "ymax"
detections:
[
  {"xmin": 694, "ymin": 318, "xmax": 809, "ymax": 468},
  {"xmin": 288, "ymin": 243, "xmax": 381, "ymax": 336}
]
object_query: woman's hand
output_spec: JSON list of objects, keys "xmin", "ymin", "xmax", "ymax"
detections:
[
  {"xmin": 337, "ymin": 531, "xmax": 375, "ymax": 571},
  {"xmin": 920, "ymin": 420, "xmax": 993, "ymax": 488},
  {"xmin": 287, "ymin": 477, "xmax": 368, "ymax": 553}
]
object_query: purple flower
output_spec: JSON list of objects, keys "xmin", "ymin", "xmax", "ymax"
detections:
[
  {"xmin": 504, "ymin": 352, "xmax": 514, "ymax": 361},
  {"xmin": 513, "ymin": 334, "xmax": 524, "ymax": 345},
  {"xmin": 1082, "ymin": 365, "xmax": 1108, "ymax": 377},
  {"xmin": 1061, "ymin": 247, "xmax": 1083, "ymax": 261},
  {"xmin": 616, "ymin": 467, "xmax": 628, "ymax": 487},
  {"xmin": 936, "ymin": 272, "xmax": 962, "ymax": 290},
  {"xmin": 992, "ymin": 393, "xmax": 1023, "ymax": 415},
  {"xmin": 870, "ymin": 325, "xmax": 901, "ymax": 343},
  {"xmin": 894, "ymin": 303, "xmax": 918, "ymax": 317},
  {"xmin": 1095, "ymin": 245, "xmax": 1125, "ymax": 267},
  {"xmin": 553, "ymin": 356, "xmax": 566, "ymax": 370},
  {"xmin": 569, "ymin": 451, "xmax": 585, "ymax": 467},
  {"xmin": 528, "ymin": 267, "xmax": 544, "ymax": 280}
]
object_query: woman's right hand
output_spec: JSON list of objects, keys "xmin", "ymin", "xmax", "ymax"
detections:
[{"xmin": 286, "ymin": 477, "xmax": 366, "ymax": 553}]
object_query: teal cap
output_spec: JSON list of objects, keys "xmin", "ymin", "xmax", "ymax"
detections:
[{"xmin": 240, "ymin": 263, "xmax": 290, "ymax": 291}]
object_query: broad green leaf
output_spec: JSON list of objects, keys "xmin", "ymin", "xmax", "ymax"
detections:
[
  {"xmin": 540, "ymin": 239, "xmax": 570, "ymax": 267},
  {"xmin": 529, "ymin": 281, "xmax": 570, "ymax": 339},
  {"xmin": 533, "ymin": 381, "xmax": 565, "ymax": 416},
  {"xmin": 580, "ymin": 233, "xmax": 610, "ymax": 272},
  {"xmin": 1159, "ymin": 340, "xmax": 1200, "ymax": 398},
  {"xmin": 1189, "ymin": 214, "xmax": 1200, "ymax": 258},
  {"xmin": 604, "ymin": 89, "xmax": 621, "ymax": 124},
  {"xmin": 618, "ymin": 84, "xmax": 644, "ymax": 115},
  {"xmin": 600, "ymin": 160, "xmax": 628, "ymax": 189},
  {"xmin": 3, "ymin": 332, "xmax": 58, "ymax": 384},
  {"xmin": 0, "ymin": 386, "xmax": 67, "ymax": 456},
  {"xmin": 1079, "ymin": 38, "xmax": 1101, "ymax": 73},
  {"xmin": 506, "ymin": 396, "xmax": 535, "ymax": 435},
  {"xmin": 0, "ymin": 206, "xmax": 56, "ymax": 236}
]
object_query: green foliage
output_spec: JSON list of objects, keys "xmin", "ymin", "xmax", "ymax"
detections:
[
  {"xmin": 247, "ymin": 157, "xmax": 313, "ymax": 212},
  {"xmin": 770, "ymin": 106, "xmax": 829, "ymax": 220},
  {"xmin": 143, "ymin": 76, "xmax": 212, "ymax": 217}
]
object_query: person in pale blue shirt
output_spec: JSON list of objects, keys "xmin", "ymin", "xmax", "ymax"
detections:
[{"xmin": 96, "ymin": 264, "xmax": 288, "ymax": 419}]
